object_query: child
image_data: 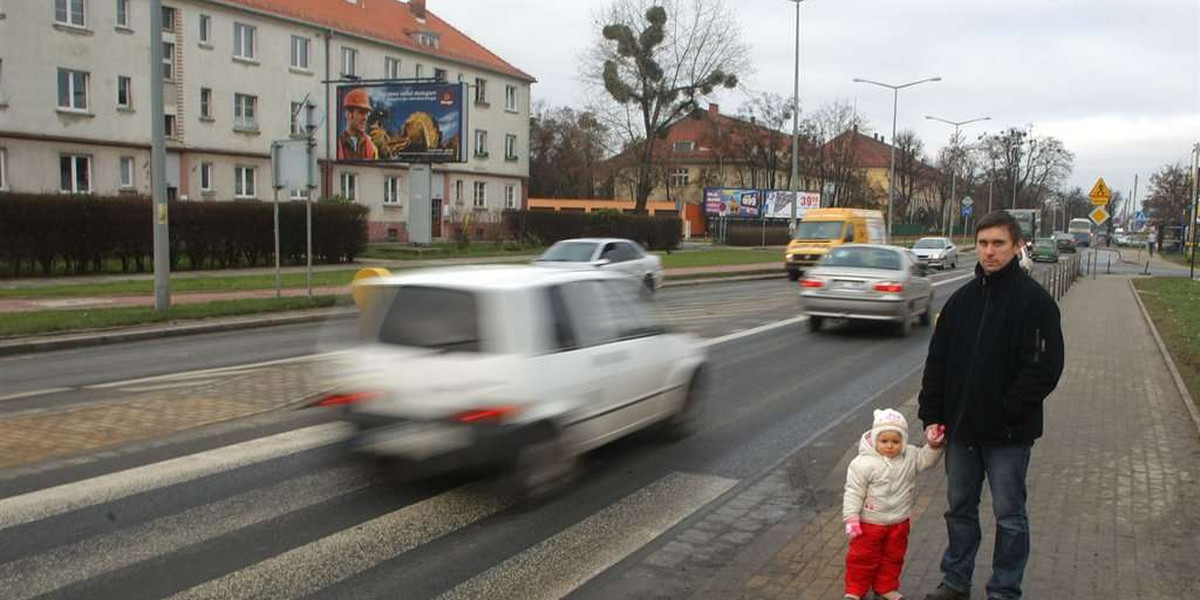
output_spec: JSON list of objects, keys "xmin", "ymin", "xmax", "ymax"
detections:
[{"xmin": 842, "ymin": 409, "xmax": 945, "ymax": 600}]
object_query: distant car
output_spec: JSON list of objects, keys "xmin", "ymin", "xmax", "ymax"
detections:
[
  {"xmin": 910, "ymin": 237, "xmax": 958, "ymax": 270},
  {"xmin": 1051, "ymin": 232, "xmax": 1077, "ymax": 253},
  {"xmin": 1031, "ymin": 239, "xmax": 1060, "ymax": 263},
  {"xmin": 533, "ymin": 238, "xmax": 663, "ymax": 294},
  {"xmin": 798, "ymin": 244, "xmax": 934, "ymax": 337},
  {"xmin": 329, "ymin": 266, "xmax": 707, "ymax": 497},
  {"xmin": 1070, "ymin": 232, "xmax": 1091, "ymax": 247}
]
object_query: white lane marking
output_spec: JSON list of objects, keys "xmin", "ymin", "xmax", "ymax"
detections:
[
  {"xmin": 117, "ymin": 380, "xmax": 223, "ymax": 392},
  {"xmin": 436, "ymin": 471, "xmax": 737, "ymax": 600},
  {"xmin": 0, "ymin": 422, "xmax": 352, "ymax": 531},
  {"xmin": 0, "ymin": 387, "xmax": 72, "ymax": 403},
  {"xmin": 0, "ymin": 466, "xmax": 372, "ymax": 600},
  {"xmin": 84, "ymin": 350, "xmax": 347, "ymax": 390},
  {"xmin": 164, "ymin": 483, "xmax": 513, "ymax": 600}
]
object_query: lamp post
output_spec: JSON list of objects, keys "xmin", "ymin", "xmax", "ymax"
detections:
[
  {"xmin": 853, "ymin": 76, "xmax": 941, "ymax": 242},
  {"xmin": 926, "ymin": 115, "xmax": 990, "ymax": 240},
  {"xmin": 785, "ymin": 0, "xmax": 806, "ymax": 234},
  {"xmin": 1190, "ymin": 142, "xmax": 1198, "ymax": 279}
]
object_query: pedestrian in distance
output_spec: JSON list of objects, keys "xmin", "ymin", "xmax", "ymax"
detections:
[
  {"xmin": 842, "ymin": 408, "xmax": 946, "ymax": 600},
  {"xmin": 918, "ymin": 211, "xmax": 1065, "ymax": 600}
]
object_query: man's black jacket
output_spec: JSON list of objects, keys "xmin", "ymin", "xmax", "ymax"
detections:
[{"xmin": 918, "ymin": 257, "xmax": 1065, "ymax": 445}]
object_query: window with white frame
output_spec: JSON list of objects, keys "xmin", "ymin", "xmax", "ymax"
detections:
[
  {"xmin": 233, "ymin": 23, "xmax": 256, "ymax": 60},
  {"xmin": 454, "ymin": 179, "xmax": 463, "ymax": 203},
  {"xmin": 200, "ymin": 162, "xmax": 213, "ymax": 192},
  {"xmin": 290, "ymin": 188, "xmax": 309, "ymax": 201},
  {"xmin": 162, "ymin": 41, "xmax": 175, "ymax": 80},
  {"xmin": 474, "ymin": 130, "xmax": 488, "ymax": 157},
  {"xmin": 341, "ymin": 47, "xmax": 357, "ymax": 77},
  {"xmin": 505, "ymin": 85, "xmax": 517, "ymax": 111},
  {"xmin": 339, "ymin": 172, "xmax": 357, "ymax": 201},
  {"xmin": 199, "ymin": 14, "xmax": 211, "ymax": 44},
  {"xmin": 434, "ymin": 68, "xmax": 447, "ymax": 82},
  {"xmin": 55, "ymin": 0, "xmax": 86, "ymax": 27},
  {"xmin": 505, "ymin": 134, "xmax": 517, "ymax": 161},
  {"xmin": 474, "ymin": 78, "xmax": 488, "ymax": 104},
  {"xmin": 290, "ymin": 102, "xmax": 305, "ymax": 136},
  {"xmin": 290, "ymin": 36, "xmax": 310, "ymax": 70},
  {"xmin": 117, "ymin": 75, "xmax": 132, "ymax": 109},
  {"xmin": 164, "ymin": 114, "xmax": 176, "ymax": 137},
  {"xmin": 669, "ymin": 168, "xmax": 690, "ymax": 187},
  {"xmin": 505, "ymin": 184, "xmax": 517, "ymax": 209},
  {"xmin": 414, "ymin": 64, "xmax": 424, "ymax": 79},
  {"xmin": 116, "ymin": 0, "xmax": 130, "ymax": 28},
  {"xmin": 57, "ymin": 68, "xmax": 89, "ymax": 111},
  {"xmin": 234, "ymin": 93, "xmax": 256, "ymax": 130},
  {"xmin": 234, "ymin": 165, "xmax": 256, "ymax": 198},
  {"xmin": 161, "ymin": 6, "xmax": 176, "ymax": 30},
  {"xmin": 0, "ymin": 148, "xmax": 8, "ymax": 191},
  {"xmin": 384, "ymin": 176, "xmax": 401, "ymax": 205},
  {"xmin": 59, "ymin": 154, "xmax": 91, "ymax": 193},
  {"xmin": 199, "ymin": 87, "xmax": 212, "ymax": 119},
  {"xmin": 119, "ymin": 156, "xmax": 135, "ymax": 188},
  {"xmin": 673, "ymin": 140, "xmax": 694, "ymax": 153},
  {"xmin": 472, "ymin": 181, "xmax": 487, "ymax": 208},
  {"xmin": 384, "ymin": 57, "xmax": 401, "ymax": 79}
]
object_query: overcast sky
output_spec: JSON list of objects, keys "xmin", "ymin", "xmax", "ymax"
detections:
[{"xmin": 435, "ymin": 0, "xmax": 1199, "ymax": 205}]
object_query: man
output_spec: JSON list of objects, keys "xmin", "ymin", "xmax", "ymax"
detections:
[
  {"xmin": 339, "ymin": 88, "xmax": 377, "ymax": 161},
  {"xmin": 918, "ymin": 211, "xmax": 1065, "ymax": 600}
]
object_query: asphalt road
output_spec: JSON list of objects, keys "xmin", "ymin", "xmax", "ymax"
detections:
[{"xmin": 0, "ymin": 266, "xmax": 978, "ymax": 600}]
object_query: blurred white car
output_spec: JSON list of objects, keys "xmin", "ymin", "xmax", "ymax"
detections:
[
  {"xmin": 324, "ymin": 266, "xmax": 706, "ymax": 497},
  {"xmin": 533, "ymin": 238, "xmax": 663, "ymax": 294},
  {"xmin": 911, "ymin": 237, "xmax": 958, "ymax": 270}
]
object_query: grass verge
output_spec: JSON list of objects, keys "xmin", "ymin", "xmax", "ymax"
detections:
[
  {"xmin": 657, "ymin": 248, "xmax": 782, "ymax": 269},
  {"xmin": 360, "ymin": 241, "xmax": 542, "ymax": 260},
  {"xmin": 0, "ymin": 269, "xmax": 364, "ymax": 299},
  {"xmin": 0, "ymin": 295, "xmax": 349, "ymax": 338},
  {"xmin": 1133, "ymin": 277, "xmax": 1200, "ymax": 406}
]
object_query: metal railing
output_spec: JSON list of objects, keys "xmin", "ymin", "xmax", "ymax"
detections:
[{"xmin": 1037, "ymin": 252, "xmax": 1083, "ymax": 302}]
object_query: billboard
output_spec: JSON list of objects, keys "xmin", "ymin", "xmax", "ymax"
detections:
[
  {"xmin": 763, "ymin": 190, "xmax": 820, "ymax": 220},
  {"xmin": 704, "ymin": 188, "xmax": 762, "ymax": 217},
  {"xmin": 336, "ymin": 82, "xmax": 467, "ymax": 163}
]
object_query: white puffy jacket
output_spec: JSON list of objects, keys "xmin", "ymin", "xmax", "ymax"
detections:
[{"xmin": 842, "ymin": 429, "xmax": 943, "ymax": 525}]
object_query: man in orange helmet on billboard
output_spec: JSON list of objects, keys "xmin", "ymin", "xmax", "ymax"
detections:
[{"xmin": 339, "ymin": 87, "xmax": 378, "ymax": 160}]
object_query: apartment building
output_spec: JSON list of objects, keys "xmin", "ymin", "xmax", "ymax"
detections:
[{"xmin": 0, "ymin": 0, "xmax": 534, "ymax": 241}]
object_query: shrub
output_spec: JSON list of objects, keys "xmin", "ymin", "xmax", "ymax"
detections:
[{"xmin": 504, "ymin": 210, "xmax": 682, "ymax": 251}]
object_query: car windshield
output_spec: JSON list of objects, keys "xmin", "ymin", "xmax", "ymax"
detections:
[
  {"xmin": 1036, "ymin": 241, "xmax": 1056, "ymax": 249},
  {"xmin": 913, "ymin": 239, "xmax": 945, "ymax": 249},
  {"xmin": 374, "ymin": 286, "xmax": 483, "ymax": 352},
  {"xmin": 794, "ymin": 221, "xmax": 845, "ymax": 240},
  {"xmin": 820, "ymin": 247, "xmax": 902, "ymax": 270},
  {"xmin": 537, "ymin": 242, "xmax": 598, "ymax": 262}
]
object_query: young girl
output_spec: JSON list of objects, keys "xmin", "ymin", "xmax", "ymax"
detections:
[{"xmin": 842, "ymin": 409, "xmax": 945, "ymax": 600}]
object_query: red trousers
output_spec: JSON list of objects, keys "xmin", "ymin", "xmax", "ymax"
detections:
[{"xmin": 845, "ymin": 519, "xmax": 910, "ymax": 597}]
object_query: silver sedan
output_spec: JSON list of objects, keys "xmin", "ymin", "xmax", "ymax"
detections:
[
  {"xmin": 911, "ymin": 237, "xmax": 958, "ymax": 270},
  {"xmin": 799, "ymin": 244, "xmax": 935, "ymax": 337}
]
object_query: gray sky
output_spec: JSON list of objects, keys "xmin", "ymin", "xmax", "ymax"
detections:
[{"xmin": 436, "ymin": 0, "xmax": 1199, "ymax": 205}]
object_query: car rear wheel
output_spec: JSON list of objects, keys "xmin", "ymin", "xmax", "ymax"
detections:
[
  {"xmin": 919, "ymin": 294, "xmax": 934, "ymax": 326},
  {"xmin": 787, "ymin": 269, "xmax": 801, "ymax": 282},
  {"xmin": 660, "ymin": 368, "xmax": 705, "ymax": 441},
  {"xmin": 506, "ymin": 425, "xmax": 579, "ymax": 503},
  {"xmin": 896, "ymin": 314, "xmax": 912, "ymax": 337},
  {"xmin": 642, "ymin": 274, "xmax": 656, "ymax": 296},
  {"xmin": 808, "ymin": 315, "xmax": 824, "ymax": 332}
]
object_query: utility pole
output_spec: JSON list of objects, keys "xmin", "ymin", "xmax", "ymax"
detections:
[
  {"xmin": 927, "ymin": 115, "xmax": 990, "ymax": 239},
  {"xmin": 1190, "ymin": 143, "xmax": 1198, "ymax": 279},
  {"xmin": 787, "ymin": 0, "xmax": 805, "ymax": 235},
  {"xmin": 150, "ymin": 0, "xmax": 170, "ymax": 313}
]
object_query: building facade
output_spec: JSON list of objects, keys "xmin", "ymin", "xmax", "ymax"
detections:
[{"xmin": 0, "ymin": 0, "xmax": 533, "ymax": 241}]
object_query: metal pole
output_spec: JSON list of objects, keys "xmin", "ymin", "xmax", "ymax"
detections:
[
  {"xmin": 150, "ymin": 0, "xmax": 170, "ymax": 313},
  {"xmin": 1190, "ymin": 143, "xmax": 1198, "ymax": 279},
  {"xmin": 987, "ymin": 154, "xmax": 994, "ymax": 215},
  {"xmin": 788, "ymin": 0, "xmax": 801, "ymax": 235},
  {"xmin": 307, "ymin": 197, "xmax": 313, "ymax": 297},
  {"xmin": 888, "ymin": 88, "xmax": 898, "ymax": 242},
  {"xmin": 948, "ymin": 123, "xmax": 959, "ymax": 242},
  {"xmin": 273, "ymin": 188, "xmax": 281, "ymax": 298}
]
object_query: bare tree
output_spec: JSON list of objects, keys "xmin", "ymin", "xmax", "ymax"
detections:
[
  {"xmin": 800, "ymin": 99, "xmax": 869, "ymax": 207},
  {"xmin": 529, "ymin": 103, "xmax": 610, "ymax": 199},
  {"xmin": 980, "ymin": 127, "xmax": 1075, "ymax": 210},
  {"xmin": 1144, "ymin": 162, "xmax": 1193, "ymax": 226},
  {"xmin": 724, "ymin": 92, "xmax": 793, "ymax": 190}
]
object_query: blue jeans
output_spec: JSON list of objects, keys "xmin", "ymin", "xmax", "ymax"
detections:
[{"xmin": 940, "ymin": 441, "xmax": 1033, "ymax": 600}]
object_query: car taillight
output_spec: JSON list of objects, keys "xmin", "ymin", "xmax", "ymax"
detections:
[
  {"xmin": 800, "ymin": 279, "xmax": 824, "ymax": 288},
  {"xmin": 455, "ymin": 405, "xmax": 519, "ymax": 424},
  {"xmin": 315, "ymin": 390, "xmax": 383, "ymax": 407},
  {"xmin": 873, "ymin": 282, "xmax": 904, "ymax": 293}
]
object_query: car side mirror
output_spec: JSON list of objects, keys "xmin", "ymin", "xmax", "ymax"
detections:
[{"xmin": 593, "ymin": 258, "xmax": 612, "ymax": 268}]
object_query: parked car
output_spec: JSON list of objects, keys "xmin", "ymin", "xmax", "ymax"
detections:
[
  {"xmin": 910, "ymin": 237, "xmax": 958, "ymax": 270},
  {"xmin": 798, "ymin": 244, "xmax": 934, "ymax": 337},
  {"xmin": 328, "ymin": 266, "xmax": 707, "ymax": 497},
  {"xmin": 1031, "ymin": 238, "xmax": 1060, "ymax": 263},
  {"xmin": 1051, "ymin": 232, "xmax": 1077, "ymax": 253},
  {"xmin": 533, "ymin": 238, "xmax": 663, "ymax": 294}
]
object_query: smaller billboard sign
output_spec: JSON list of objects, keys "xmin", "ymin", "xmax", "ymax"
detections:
[
  {"xmin": 763, "ymin": 190, "xmax": 820, "ymax": 220},
  {"xmin": 336, "ymin": 82, "xmax": 467, "ymax": 164},
  {"xmin": 704, "ymin": 188, "xmax": 762, "ymax": 217}
]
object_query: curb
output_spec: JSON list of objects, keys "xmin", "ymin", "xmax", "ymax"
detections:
[
  {"xmin": 1128, "ymin": 279, "xmax": 1200, "ymax": 438},
  {"xmin": 663, "ymin": 271, "xmax": 783, "ymax": 287}
]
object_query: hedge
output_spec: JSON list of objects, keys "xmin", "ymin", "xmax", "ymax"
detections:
[
  {"xmin": 504, "ymin": 210, "xmax": 682, "ymax": 251},
  {"xmin": 0, "ymin": 193, "xmax": 368, "ymax": 277}
]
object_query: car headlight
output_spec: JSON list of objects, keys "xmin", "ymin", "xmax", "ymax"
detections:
[{"xmin": 786, "ymin": 253, "xmax": 794, "ymax": 261}]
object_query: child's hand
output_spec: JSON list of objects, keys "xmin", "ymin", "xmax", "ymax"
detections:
[
  {"xmin": 925, "ymin": 424, "xmax": 946, "ymax": 448},
  {"xmin": 844, "ymin": 517, "xmax": 862, "ymax": 539}
]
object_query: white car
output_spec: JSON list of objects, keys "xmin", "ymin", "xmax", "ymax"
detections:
[
  {"xmin": 533, "ymin": 238, "xmax": 664, "ymax": 294},
  {"xmin": 1018, "ymin": 246, "xmax": 1034, "ymax": 274},
  {"xmin": 325, "ymin": 266, "xmax": 706, "ymax": 497},
  {"xmin": 910, "ymin": 237, "xmax": 958, "ymax": 270}
]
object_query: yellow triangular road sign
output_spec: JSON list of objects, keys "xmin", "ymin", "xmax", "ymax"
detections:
[{"xmin": 1088, "ymin": 177, "xmax": 1111, "ymax": 203}]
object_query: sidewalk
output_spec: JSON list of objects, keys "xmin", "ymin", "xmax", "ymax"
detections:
[{"xmin": 690, "ymin": 274, "xmax": 1200, "ymax": 599}]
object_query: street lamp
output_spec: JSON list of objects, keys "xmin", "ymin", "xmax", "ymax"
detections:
[
  {"xmin": 785, "ymin": 0, "xmax": 806, "ymax": 235},
  {"xmin": 926, "ymin": 115, "xmax": 990, "ymax": 240},
  {"xmin": 853, "ymin": 76, "xmax": 941, "ymax": 242}
]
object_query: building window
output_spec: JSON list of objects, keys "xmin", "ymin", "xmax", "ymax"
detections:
[
  {"xmin": 164, "ymin": 114, "xmax": 176, "ymax": 137},
  {"xmin": 119, "ymin": 156, "xmax": 135, "ymax": 188},
  {"xmin": 472, "ymin": 181, "xmax": 486, "ymax": 209},
  {"xmin": 290, "ymin": 36, "xmax": 310, "ymax": 70},
  {"xmin": 474, "ymin": 130, "xmax": 488, "ymax": 157},
  {"xmin": 505, "ymin": 134, "xmax": 517, "ymax": 161},
  {"xmin": 199, "ymin": 87, "xmax": 212, "ymax": 119},
  {"xmin": 162, "ymin": 41, "xmax": 175, "ymax": 80},
  {"xmin": 454, "ymin": 179, "xmax": 463, "ymax": 203},
  {"xmin": 55, "ymin": 0, "xmax": 86, "ymax": 27},
  {"xmin": 234, "ymin": 93, "xmax": 257, "ymax": 130},
  {"xmin": 673, "ymin": 140, "xmax": 695, "ymax": 153},
  {"xmin": 669, "ymin": 168, "xmax": 690, "ymax": 187},
  {"xmin": 0, "ymin": 149, "xmax": 8, "ymax": 191},
  {"xmin": 340, "ymin": 172, "xmax": 357, "ymax": 201},
  {"xmin": 384, "ymin": 176, "xmax": 401, "ymax": 205},
  {"xmin": 234, "ymin": 165, "xmax": 256, "ymax": 198},
  {"xmin": 341, "ymin": 47, "xmax": 357, "ymax": 77},
  {"xmin": 505, "ymin": 85, "xmax": 517, "ymax": 112},
  {"xmin": 290, "ymin": 101, "xmax": 303, "ymax": 136},
  {"xmin": 414, "ymin": 64, "xmax": 423, "ymax": 79},
  {"xmin": 116, "ymin": 0, "xmax": 130, "ymax": 28},
  {"xmin": 59, "ymin": 154, "xmax": 91, "ymax": 193},
  {"xmin": 505, "ymin": 184, "xmax": 517, "ymax": 209},
  {"xmin": 384, "ymin": 57, "xmax": 401, "ymax": 79},
  {"xmin": 117, "ymin": 75, "xmax": 132, "ymax": 109},
  {"xmin": 233, "ymin": 23, "xmax": 256, "ymax": 60},
  {"xmin": 290, "ymin": 188, "xmax": 309, "ymax": 201},
  {"xmin": 199, "ymin": 14, "xmax": 211, "ymax": 44},
  {"xmin": 200, "ymin": 162, "xmax": 213, "ymax": 192},
  {"xmin": 434, "ymin": 68, "xmax": 447, "ymax": 82},
  {"xmin": 415, "ymin": 32, "xmax": 439, "ymax": 48},
  {"xmin": 57, "ymin": 68, "xmax": 89, "ymax": 111},
  {"xmin": 161, "ymin": 6, "xmax": 176, "ymax": 30},
  {"xmin": 474, "ymin": 78, "xmax": 488, "ymax": 104}
]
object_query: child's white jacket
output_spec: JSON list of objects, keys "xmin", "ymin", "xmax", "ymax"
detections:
[{"xmin": 842, "ymin": 429, "xmax": 943, "ymax": 525}]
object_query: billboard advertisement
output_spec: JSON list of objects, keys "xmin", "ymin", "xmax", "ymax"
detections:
[
  {"xmin": 704, "ymin": 188, "xmax": 762, "ymax": 217},
  {"xmin": 336, "ymin": 82, "xmax": 467, "ymax": 163},
  {"xmin": 763, "ymin": 190, "xmax": 821, "ymax": 220}
]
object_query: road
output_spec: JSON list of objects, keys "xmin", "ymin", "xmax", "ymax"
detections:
[{"xmin": 0, "ymin": 264, "xmax": 978, "ymax": 600}]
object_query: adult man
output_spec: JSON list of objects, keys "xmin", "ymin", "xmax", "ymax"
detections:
[
  {"xmin": 339, "ymin": 88, "xmax": 377, "ymax": 161},
  {"xmin": 918, "ymin": 211, "xmax": 1065, "ymax": 600}
]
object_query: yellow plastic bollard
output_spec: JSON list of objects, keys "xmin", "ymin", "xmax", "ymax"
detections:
[{"xmin": 351, "ymin": 267, "xmax": 392, "ymax": 311}]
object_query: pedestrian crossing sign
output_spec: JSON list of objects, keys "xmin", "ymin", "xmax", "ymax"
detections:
[{"xmin": 1089, "ymin": 178, "xmax": 1111, "ymax": 205}]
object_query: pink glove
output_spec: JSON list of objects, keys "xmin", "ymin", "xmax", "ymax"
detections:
[
  {"xmin": 845, "ymin": 517, "xmax": 862, "ymax": 539},
  {"xmin": 925, "ymin": 424, "xmax": 946, "ymax": 445}
]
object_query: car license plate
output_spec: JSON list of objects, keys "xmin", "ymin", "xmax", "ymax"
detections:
[{"xmin": 833, "ymin": 280, "xmax": 863, "ymax": 290}]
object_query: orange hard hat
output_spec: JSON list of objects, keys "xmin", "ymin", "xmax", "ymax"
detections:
[{"xmin": 343, "ymin": 88, "xmax": 371, "ymax": 110}]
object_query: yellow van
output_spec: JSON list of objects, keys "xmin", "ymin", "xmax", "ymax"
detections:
[{"xmin": 785, "ymin": 208, "xmax": 887, "ymax": 280}]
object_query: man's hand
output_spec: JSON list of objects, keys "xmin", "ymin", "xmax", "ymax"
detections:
[
  {"xmin": 844, "ymin": 516, "xmax": 863, "ymax": 539},
  {"xmin": 925, "ymin": 424, "xmax": 946, "ymax": 448}
]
